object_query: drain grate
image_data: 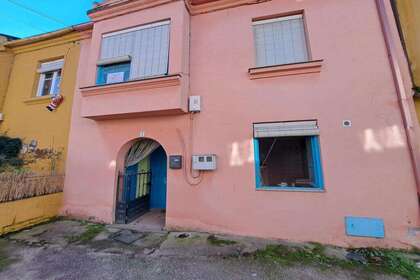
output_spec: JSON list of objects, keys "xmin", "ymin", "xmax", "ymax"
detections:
[{"xmin": 110, "ymin": 229, "xmax": 144, "ymax": 244}]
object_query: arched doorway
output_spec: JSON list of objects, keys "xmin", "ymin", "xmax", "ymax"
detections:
[{"xmin": 115, "ymin": 138, "xmax": 167, "ymax": 224}]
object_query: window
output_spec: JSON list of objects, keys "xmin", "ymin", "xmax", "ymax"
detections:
[
  {"xmin": 253, "ymin": 14, "xmax": 309, "ymax": 67},
  {"xmin": 36, "ymin": 59, "xmax": 63, "ymax": 96},
  {"xmin": 97, "ymin": 20, "xmax": 170, "ymax": 85},
  {"xmin": 253, "ymin": 121, "xmax": 324, "ymax": 190},
  {"xmin": 97, "ymin": 59, "xmax": 131, "ymax": 85}
]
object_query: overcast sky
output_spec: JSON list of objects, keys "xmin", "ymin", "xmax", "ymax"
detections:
[{"xmin": 0, "ymin": 0, "xmax": 100, "ymax": 38}]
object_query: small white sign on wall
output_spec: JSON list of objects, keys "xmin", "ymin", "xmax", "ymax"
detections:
[{"xmin": 106, "ymin": 72, "xmax": 125, "ymax": 84}]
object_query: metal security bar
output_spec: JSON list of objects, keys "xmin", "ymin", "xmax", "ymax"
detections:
[{"xmin": 115, "ymin": 171, "xmax": 151, "ymax": 224}]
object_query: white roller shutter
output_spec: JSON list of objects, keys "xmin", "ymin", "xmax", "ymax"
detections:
[
  {"xmin": 37, "ymin": 59, "xmax": 64, "ymax": 73},
  {"xmin": 253, "ymin": 14, "xmax": 309, "ymax": 67},
  {"xmin": 254, "ymin": 121, "xmax": 319, "ymax": 138},
  {"xmin": 99, "ymin": 20, "xmax": 170, "ymax": 80},
  {"xmin": 97, "ymin": 55, "xmax": 131, "ymax": 66}
]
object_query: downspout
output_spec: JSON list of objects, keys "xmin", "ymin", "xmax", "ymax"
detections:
[{"xmin": 375, "ymin": 0, "xmax": 420, "ymax": 196}]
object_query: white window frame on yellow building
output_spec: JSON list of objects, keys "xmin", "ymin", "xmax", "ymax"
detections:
[{"xmin": 36, "ymin": 59, "xmax": 64, "ymax": 97}]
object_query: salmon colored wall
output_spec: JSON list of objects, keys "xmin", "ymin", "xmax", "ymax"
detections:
[
  {"xmin": 0, "ymin": 33, "xmax": 81, "ymax": 174},
  {"xmin": 63, "ymin": 0, "xmax": 420, "ymax": 248}
]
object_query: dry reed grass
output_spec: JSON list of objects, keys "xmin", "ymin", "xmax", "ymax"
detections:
[{"xmin": 0, "ymin": 172, "xmax": 64, "ymax": 203}]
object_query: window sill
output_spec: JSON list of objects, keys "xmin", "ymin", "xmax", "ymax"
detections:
[
  {"xmin": 24, "ymin": 95, "xmax": 53, "ymax": 105},
  {"xmin": 248, "ymin": 60, "xmax": 323, "ymax": 80},
  {"xmin": 80, "ymin": 74, "xmax": 182, "ymax": 97},
  {"xmin": 256, "ymin": 186, "xmax": 325, "ymax": 193}
]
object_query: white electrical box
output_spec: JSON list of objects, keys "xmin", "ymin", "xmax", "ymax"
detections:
[
  {"xmin": 192, "ymin": 154, "xmax": 216, "ymax": 170},
  {"xmin": 189, "ymin": 96, "xmax": 201, "ymax": 112}
]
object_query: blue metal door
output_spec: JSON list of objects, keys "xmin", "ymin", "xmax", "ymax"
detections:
[
  {"xmin": 150, "ymin": 146, "xmax": 167, "ymax": 209},
  {"xmin": 126, "ymin": 164, "xmax": 138, "ymax": 201},
  {"xmin": 115, "ymin": 167, "xmax": 151, "ymax": 224}
]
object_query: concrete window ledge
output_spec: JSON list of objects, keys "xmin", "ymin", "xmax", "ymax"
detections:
[
  {"xmin": 248, "ymin": 60, "xmax": 323, "ymax": 80},
  {"xmin": 80, "ymin": 74, "xmax": 182, "ymax": 97}
]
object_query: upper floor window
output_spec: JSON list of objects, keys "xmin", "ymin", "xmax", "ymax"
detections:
[
  {"xmin": 36, "ymin": 59, "xmax": 63, "ymax": 97},
  {"xmin": 253, "ymin": 14, "xmax": 309, "ymax": 67},
  {"xmin": 97, "ymin": 20, "xmax": 170, "ymax": 85}
]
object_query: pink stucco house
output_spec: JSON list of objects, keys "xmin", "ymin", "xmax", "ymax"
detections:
[{"xmin": 63, "ymin": 0, "xmax": 420, "ymax": 248}]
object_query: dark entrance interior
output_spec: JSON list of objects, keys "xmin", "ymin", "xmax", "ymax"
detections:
[{"xmin": 116, "ymin": 140, "xmax": 167, "ymax": 224}]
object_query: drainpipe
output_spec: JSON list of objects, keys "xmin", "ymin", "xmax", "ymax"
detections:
[{"xmin": 375, "ymin": 0, "xmax": 420, "ymax": 197}]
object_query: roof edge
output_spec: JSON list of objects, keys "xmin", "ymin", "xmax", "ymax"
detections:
[{"xmin": 4, "ymin": 22, "xmax": 94, "ymax": 48}]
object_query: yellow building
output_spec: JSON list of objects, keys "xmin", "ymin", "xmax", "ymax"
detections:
[
  {"xmin": 0, "ymin": 25, "xmax": 90, "ymax": 174},
  {"xmin": 0, "ymin": 34, "xmax": 17, "ymax": 114},
  {"xmin": 392, "ymin": 0, "xmax": 420, "ymax": 122}
]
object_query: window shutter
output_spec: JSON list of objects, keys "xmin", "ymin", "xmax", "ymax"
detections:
[
  {"xmin": 253, "ymin": 15, "xmax": 309, "ymax": 67},
  {"xmin": 254, "ymin": 121, "xmax": 319, "ymax": 138},
  {"xmin": 97, "ymin": 55, "xmax": 131, "ymax": 66},
  {"xmin": 38, "ymin": 59, "xmax": 64, "ymax": 73},
  {"xmin": 99, "ymin": 20, "xmax": 170, "ymax": 80},
  {"xmin": 131, "ymin": 23, "xmax": 170, "ymax": 78}
]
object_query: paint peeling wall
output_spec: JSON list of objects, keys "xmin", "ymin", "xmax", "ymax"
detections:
[{"xmin": 0, "ymin": 193, "xmax": 63, "ymax": 235}]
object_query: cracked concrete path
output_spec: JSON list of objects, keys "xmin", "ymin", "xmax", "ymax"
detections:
[{"xmin": 0, "ymin": 220, "xmax": 414, "ymax": 280}]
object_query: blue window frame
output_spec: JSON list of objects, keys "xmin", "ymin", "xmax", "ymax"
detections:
[
  {"xmin": 96, "ymin": 62, "xmax": 131, "ymax": 85},
  {"xmin": 253, "ymin": 136, "xmax": 324, "ymax": 191}
]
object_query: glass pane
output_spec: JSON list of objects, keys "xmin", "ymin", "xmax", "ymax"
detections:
[
  {"xmin": 97, "ymin": 62, "xmax": 130, "ymax": 85},
  {"xmin": 258, "ymin": 136, "xmax": 313, "ymax": 187},
  {"xmin": 41, "ymin": 72, "xmax": 53, "ymax": 96},
  {"xmin": 52, "ymin": 70, "xmax": 62, "ymax": 95}
]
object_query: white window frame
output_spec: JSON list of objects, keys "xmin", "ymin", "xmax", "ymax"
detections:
[{"xmin": 36, "ymin": 59, "xmax": 64, "ymax": 97}]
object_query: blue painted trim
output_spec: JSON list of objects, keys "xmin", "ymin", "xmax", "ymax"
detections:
[
  {"xmin": 345, "ymin": 216, "xmax": 385, "ymax": 238},
  {"xmin": 96, "ymin": 62, "xmax": 131, "ymax": 85},
  {"xmin": 310, "ymin": 136, "xmax": 324, "ymax": 189},
  {"xmin": 253, "ymin": 138, "xmax": 262, "ymax": 189},
  {"xmin": 253, "ymin": 136, "xmax": 325, "ymax": 191}
]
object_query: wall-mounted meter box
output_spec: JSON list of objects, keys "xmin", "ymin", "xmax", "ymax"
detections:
[
  {"xmin": 192, "ymin": 154, "xmax": 216, "ymax": 170},
  {"xmin": 189, "ymin": 96, "xmax": 201, "ymax": 112},
  {"xmin": 169, "ymin": 155, "xmax": 182, "ymax": 169}
]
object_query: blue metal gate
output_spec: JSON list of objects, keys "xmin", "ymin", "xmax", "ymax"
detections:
[{"xmin": 115, "ymin": 171, "xmax": 151, "ymax": 224}]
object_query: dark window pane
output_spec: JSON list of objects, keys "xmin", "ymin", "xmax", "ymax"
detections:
[
  {"xmin": 258, "ymin": 136, "xmax": 313, "ymax": 187},
  {"xmin": 41, "ymin": 72, "xmax": 53, "ymax": 96}
]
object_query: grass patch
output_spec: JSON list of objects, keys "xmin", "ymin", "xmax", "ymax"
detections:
[
  {"xmin": 67, "ymin": 223, "xmax": 105, "ymax": 244},
  {"xmin": 254, "ymin": 244, "xmax": 420, "ymax": 280},
  {"xmin": 207, "ymin": 235, "xmax": 237, "ymax": 246}
]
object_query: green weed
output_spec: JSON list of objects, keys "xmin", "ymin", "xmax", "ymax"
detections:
[{"xmin": 254, "ymin": 244, "xmax": 420, "ymax": 280}]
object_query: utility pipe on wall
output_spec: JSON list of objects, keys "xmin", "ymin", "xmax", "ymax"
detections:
[{"xmin": 375, "ymin": 0, "xmax": 420, "ymax": 196}]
